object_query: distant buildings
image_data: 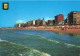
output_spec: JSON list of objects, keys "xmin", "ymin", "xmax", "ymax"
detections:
[
  {"xmin": 68, "ymin": 11, "xmax": 80, "ymax": 25},
  {"xmin": 47, "ymin": 20, "xmax": 55, "ymax": 26},
  {"xmin": 33, "ymin": 20, "xmax": 36, "ymax": 26},
  {"xmin": 64, "ymin": 18, "xmax": 68, "ymax": 25},
  {"xmin": 35, "ymin": 18, "xmax": 46, "ymax": 26},
  {"xmin": 55, "ymin": 14, "xmax": 64, "ymax": 25},
  {"xmin": 14, "ymin": 24, "xmax": 19, "ymax": 28},
  {"xmin": 14, "ymin": 24, "xmax": 27, "ymax": 28},
  {"xmin": 35, "ymin": 19, "xmax": 42, "ymax": 26},
  {"xmin": 14, "ymin": 11, "xmax": 80, "ymax": 28},
  {"xmin": 41, "ymin": 18, "xmax": 46, "ymax": 26},
  {"xmin": 27, "ymin": 21, "xmax": 33, "ymax": 26}
]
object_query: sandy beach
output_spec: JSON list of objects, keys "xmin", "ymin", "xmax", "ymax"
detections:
[{"xmin": 1, "ymin": 26, "xmax": 80, "ymax": 37}]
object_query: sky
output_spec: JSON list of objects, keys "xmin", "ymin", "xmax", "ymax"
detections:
[{"xmin": 0, "ymin": 1, "xmax": 80, "ymax": 27}]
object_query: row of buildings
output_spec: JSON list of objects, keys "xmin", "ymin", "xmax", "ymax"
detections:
[{"xmin": 14, "ymin": 11, "xmax": 80, "ymax": 28}]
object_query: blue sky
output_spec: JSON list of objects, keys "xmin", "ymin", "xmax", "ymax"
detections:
[{"xmin": 0, "ymin": 1, "xmax": 80, "ymax": 27}]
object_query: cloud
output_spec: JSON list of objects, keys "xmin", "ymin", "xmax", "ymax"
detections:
[
  {"xmin": 16, "ymin": 20, "xmax": 26, "ymax": 24},
  {"xmin": 44, "ymin": 17, "xmax": 54, "ymax": 21}
]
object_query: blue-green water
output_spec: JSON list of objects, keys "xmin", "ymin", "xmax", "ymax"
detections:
[{"xmin": 0, "ymin": 29, "xmax": 80, "ymax": 56}]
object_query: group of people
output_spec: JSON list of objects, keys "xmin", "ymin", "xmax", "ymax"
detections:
[{"xmin": 54, "ymin": 26, "xmax": 80, "ymax": 31}]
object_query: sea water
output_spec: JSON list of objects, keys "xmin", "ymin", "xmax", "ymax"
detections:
[{"xmin": 0, "ymin": 29, "xmax": 80, "ymax": 56}]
